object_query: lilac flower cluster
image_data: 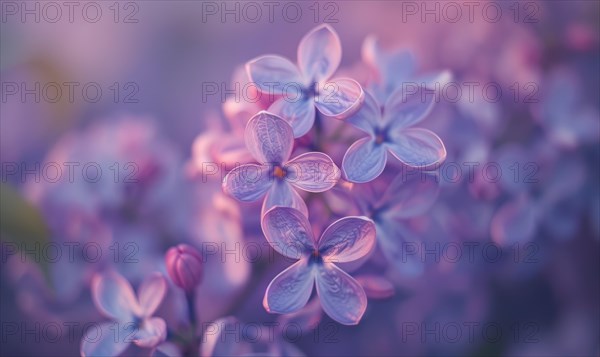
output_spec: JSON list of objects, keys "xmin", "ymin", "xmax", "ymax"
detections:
[{"xmin": 3, "ymin": 10, "xmax": 599, "ymax": 357}]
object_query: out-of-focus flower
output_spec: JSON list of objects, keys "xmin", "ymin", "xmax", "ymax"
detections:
[
  {"xmin": 165, "ymin": 244, "xmax": 203, "ymax": 292},
  {"xmin": 361, "ymin": 36, "xmax": 452, "ymax": 103},
  {"xmin": 222, "ymin": 111, "xmax": 340, "ymax": 216},
  {"xmin": 262, "ymin": 206, "xmax": 376, "ymax": 325},
  {"xmin": 352, "ymin": 172, "xmax": 440, "ymax": 275},
  {"xmin": 246, "ymin": 25, "xmax": 364, "ymax": 137},
  {"xmin": 81, "ymin": 271, "xmax": 168, "ymax": 357},
  {"xmin": 342, "ymin": 88, "xmax": 446, "ymax": 183}
]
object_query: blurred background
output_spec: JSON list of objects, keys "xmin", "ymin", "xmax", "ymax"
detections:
[{"xmin": 1, "ymin": 1, "xmax": 599, "ymax": 356}]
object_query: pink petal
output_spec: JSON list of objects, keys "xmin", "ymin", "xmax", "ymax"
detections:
[
  {"xmin": 246, "ymin": 55, "xmax": 304, "ymax": 94},
  {"xmin": 315, "ymin": 263, "xmax": 367, "ymax": 325},
  {"xmin": 297, "ymin": 25, "xmax": 341, "ymax": 82},
  {"xmin": 318, "ymin": 217, "xmax": 376, "ymax": 263},
  {"xmin": 355, "ymin": 274, "xmax": 395, "ymax": 299},
  {"xmin": 285, "ymin": 152, "xmax": 340, "ymax": 192},
  {"xmin": 80, "ymin": 322, "xmax": 131, "ymax": 357},
  {"xmin": 262, "ymin": 181, "xmax": 308, "ymax": 218},
  {"xmin": 264, "ymin": 258, "xmax": 315, "ymax": 314},
  {"xmin": 137, "ymin": 273, "xmax": 167, "ymax": 318},
  {"xmin": 91, "ymin": 271, "xmax": 140, "ymax": 321},
  {"xmin": 245, "ymin": 111, "xmax": 294, "ymax": 164},
  {"xmin": 268, "ymin": 97, "xmax": 316, "ymax": 138},
  {"xmin": 342, "ymin": 137, "xmax": 387, "ymax": 183},
  {"xmin": 261, "ymin": 206, "xmax": 315, "ymax": 259},
  {"xmin": 384, "ymin": 86, "xmax": 435, "ymax": 129},
  {"xmin": 387, "ymin": 128, "xmax": 447, "ymax": 169},
  {"xmin": 222, "ymin": 163, "xmax": 272, "ymax": 201},
  {"xmin": 315, "ymin": 78, "xmax": 364, "ymax": 119},
  {"xmin": 133, "ymin": 317, "xmax": 167, "ymax": 348}
]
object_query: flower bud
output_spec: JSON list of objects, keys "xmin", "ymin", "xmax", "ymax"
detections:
[{"xmin": 165, "ymin": 244, "xmax": 203, "ymax": 292}]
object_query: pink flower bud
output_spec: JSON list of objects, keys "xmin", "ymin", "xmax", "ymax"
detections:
[{"xmin": 165, "ymin": 244, "xmax": 203, "ymax": 292}]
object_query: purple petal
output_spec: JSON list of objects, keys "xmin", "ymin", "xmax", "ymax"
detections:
[
  {"xmin": 261, "ymin": 206, "xmax": 315, "ymax": 259},
  {"xmin": 262, "ymin": 181, "xmax": 308, "ymax": 218},
  {"xmin": 80, "ymin": 322, "xmax": 131, "ymax": 357},
  {"xmin": 137, "ymin": 273, "xmax": 167, "ymax": 318},
  {"xmin": 200, "ymin": 317, "xmax": 251, "ymax": 357},
  {"xmin": 222, "ymin": 164, "xmax": 272, "ymax": 201},
  {"xmin": 297, "ymin": 25, "xmax": 341, "ymax": 82},
  {"xmin": 342, "ymin": 137, "xmax": 387, "ymax": 183},
  {"xmin": 315, "ymin": 78, "xmax": 364, "ymax": 119},
  {"xmin": 381, "ymin": 172, "xmax": 440, "ymax": 219},
  {"xmin": 245, "ymin": 111, "xmax": 294, "ymax": 164},
  {"xmin": 318, "ymin": 217, "xmax": 376, "ymax": 263},
  {"xmin": 355, "ymin": 275, "xmax": 395, "ymax": 299},
  {"xmin": 384, "ymin": 86, "xmax": 435, "ymax": 129},
  {"xmin": 91, "ymin": 271, "xmax": 140, "ymax": 321},
  {"xmin": 362, "ymin": 36, "xmax": 415, "ymax": 83},
  {"xmin": 491, "ymin": 194, "xmax": 538, "ymax": 246},
  {"xmin": 264, "ymin": 258, "xmax": 315, "ymax": 314},
  {"xmin": 151, "ymin": 342, "xmax": 181, "ymax": 357},
  {"xmin": 386, "ymin": 128, "xmax": 447, "ymax": 169},
  {"xmin": 285, "ymin": 152, "xmax": 340, "ymax": 192},
  {"xmin": 133, "ymin": 317, "xmax": 167, "ymax": 349},
  {"xmin": 246, "ymin": 55, "xmax": 304, "ymax": 94},
  {"xmin": 376, "ymin": 221, "xmax": 424, "ymax": 276},
  {"xmin": 346, "ymin": 91, "xmax": 383, "ymax": 135},
  {"xmin": 268, "ymin": 97, "xmax": 315, "ymax": 138},
  {"xmin": 315, "ymin": 263, "xmax": 367, "ymax": 325}
]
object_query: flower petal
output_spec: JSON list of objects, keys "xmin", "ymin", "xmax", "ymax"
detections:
[
  {"xmin": 261, "ymin": 206, "xmax": 315, "ymax": 259},
  {"xmin": 80, "ymin": 322, "xmax": 131, "ymax": 357},
  {"xmin": 380, "ymin": 172, "xmax": 440, "ymax": 219},
  {"xmin": 245, "ymin": 111, "xmax": 294, "ymax": 163},
  {"xmin": 285, "ymin": 152, "xmax": 340, "ymax": 192},
  {"xmin": 264, "ymin": 258, "xmax": 315, "ymax": 314},
  {"xmin": 318, "ymin": 217, "xmax": 376, "ymax": 263},
  {"xmin": 315, "ymin": 78, "xmax": 364, "ymax": 119},
  {"xmin": 268, "ymin": 97, "xmax": 316, "ymax": 138},
  {"xmin": 222, "ymin": 164, "xmax": 272, "ymax": 201},
  {"xmin": 151, "ymin": 342, "xmax": 181, "ymax": 357},
  {"xmin": 133, "ymin": 317, "xmax": 167, "ymax": 349},
  {"xmin": 386, "ymin": 128, "xmax": 446, "ymax": 169},
  {"xmin": 342, "ymin": 137, "xmax": 387, "ymax": 183},
  {"xmin": 262, "ymin": 181, "xmax": 308, "ymax": 218},
  {"xmin": 491, "ymin": 194, "xmax": 538, "ymax": 246},
  {"xmin": 346, "ymin": 90, "xmax": 382, "ymax": 135},
  {"xmin": 384, "ymin": 86, "xmax": 435, "ymax": 129},
  {"xmin": 91, "ymin": 271, "xmax": 140, "ymax": 321},
  {"xmin": 298, "ymin": 25, "xmax": 341, "ymax": 82},
  {"xmin": 376, "ymin": 221, "xmax": 424, "ymax": 276},
  {"xmin": 137, "ymin": 273, "xmax": 167, "ymax": 318},
  {"xmin": 246, "ymin": 55, "xmax": 304, "ymax": 94},
  {"xmin": 355, "ymin": 274, "xmax": 395, "ymax": 299},
  {"xmin": 315, "ymin": 263, "xmax": 367, "ymax": 325}
]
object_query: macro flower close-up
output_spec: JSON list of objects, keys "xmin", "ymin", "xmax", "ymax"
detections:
[{"xmin": 1, "ymin": 2, "xmax": 598, "ymax": 357}]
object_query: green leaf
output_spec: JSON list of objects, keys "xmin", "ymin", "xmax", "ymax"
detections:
[{"xmin": 0, "ymin": 183, "xmax": 53, "ymax": 286}]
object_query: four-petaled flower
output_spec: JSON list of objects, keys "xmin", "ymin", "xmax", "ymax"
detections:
[
  {"xmin": 342, "ymin": 87, "xmax": 447, "ymax": 183},
  {"xmin": 355, "ymin": 173, "xmax": 440, "ymax": 276},
  {"xmin": 262, "ymin": 206, "xmax": 376, "ymax": 325},
  {"xmin": 223, "ymin": 111, "xmax": 340, "ymax": 216},
  {"xmin": 246, "ymin": 24, "xmax": 364, "ymax": 137},
  {"xmin": 81, "ymin": 271, "xmax": 167, "ymax": 357}
]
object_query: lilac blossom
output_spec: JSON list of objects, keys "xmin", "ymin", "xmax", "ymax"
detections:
[
  {"xmin": 246, "ymin": 25, "xmax": 364, "ymax": 137},
  {"xmin": 80, "ymin": 271, "xmax": 167, "ymax": 357},
  {"xmin": 342, "ymin": 88, "xmax": 447, "ymax": 183},
  {"xmin": 222, "ymin": 111, "xmax": 340, "ymax": 216},
  {"xmin": 351, "ymin": 172, "xmax": 440, "ymax": 275},
  {"xmin": 262, "ymin": 206, "xmax": 376, "ymax": 325}
]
